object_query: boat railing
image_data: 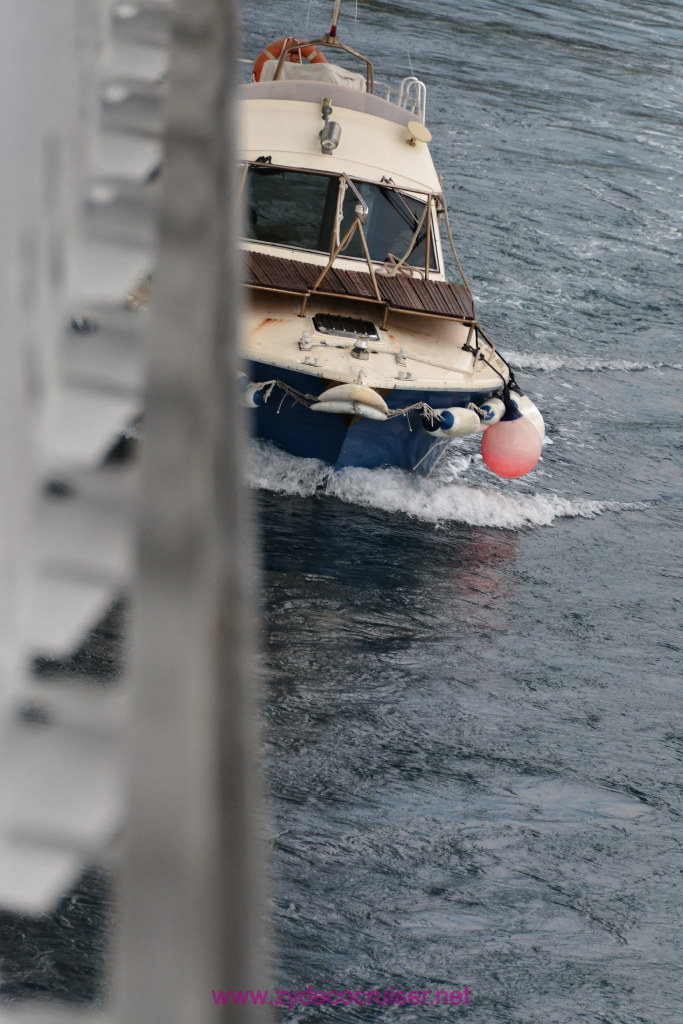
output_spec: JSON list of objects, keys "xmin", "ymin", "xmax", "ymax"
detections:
[
  {"xmin": 374, "ymin": 76, "xmax": 427, "ymax": 123},
  {"xmin": 273, "ymin": 36, "xmax": 375, "ymax": 93},
  {"xmin": 397, "ymin": 77, "xmax": 427, "ymax": 124},
  {"xmin": 267, "ymin": 39, "xmax": 427, "ymax": 123}
]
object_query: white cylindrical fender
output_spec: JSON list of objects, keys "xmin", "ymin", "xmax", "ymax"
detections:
[
  {"xmin": 314, "ymin": 383, "xmax": 389, "ymax": 416},
  {"xmin": 428, "ymin": 406, "xmax": 482, "ymax": 438},
  {"xmin": 509, "ymin": 391, "xmax": 545, "ymax": 439},
  {"xmin": 237, "ymin": 373, "xmax": 264, "ymax": 408},
  {"xmin": 475, "ymin": 396, "xmax": 505, "ymax": 432},
  {"xmin": 310, "ymin": 399, "xmax": 388, "ymax": 421}
]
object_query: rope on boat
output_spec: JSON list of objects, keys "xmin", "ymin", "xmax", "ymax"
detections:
[
  {"xmin": 472, "ymin": 324, "xmax": 512, "ymax": 388},
  {"xmin": 248, "ymin": 378, "xmax": 442, "ymax": 426},
  {"xmin": 436, "ymin": 194, "xmax": 516, "ymax": 388},
  {"xmin": 382, "ymin": 199, "xmax": 429, "ymax": 278},
  {"xmin": 438, "ymin": 191, "xmax": 473, "ymax": 296},
  {"xmin": 291, "ymin": 334, "xmax": 504, "ymax": 379},
  {"xmin": 382, "ymin": 254, "xmax": 424, "ymax": 278}
]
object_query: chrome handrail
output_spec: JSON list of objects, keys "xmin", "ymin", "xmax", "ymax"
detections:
[{"xmin": 397, "ymin": 76, "xmax": 426, "ymax": 124}]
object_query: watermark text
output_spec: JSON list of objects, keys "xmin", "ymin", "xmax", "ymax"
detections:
[{"xmin": 212, "ymin": 985, "xmax": 471, "ymax": 1008}]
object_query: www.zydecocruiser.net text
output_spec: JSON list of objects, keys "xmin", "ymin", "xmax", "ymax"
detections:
[{"xmin": 212, "ymin": 985, "xmax": 472, "ymax": 1008}]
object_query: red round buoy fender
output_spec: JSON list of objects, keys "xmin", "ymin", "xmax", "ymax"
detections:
[
  {"xmin": 480, "ymin": 408, "xmax": 542, "ymax": 478},
  {"xmin": 252, "ymin": 37, "xmax": 327, "ymax": 82}
]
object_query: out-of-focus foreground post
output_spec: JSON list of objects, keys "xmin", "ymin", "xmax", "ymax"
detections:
[
  {"xmin": 120, "ymin": 1, "xmax": 267, "ymax": 1022},
  {"xmin": 0, "ymin": 0, "xmax": 266, "ymax": 1019}
]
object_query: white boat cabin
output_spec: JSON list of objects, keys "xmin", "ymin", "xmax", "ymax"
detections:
[{"xmin": 239, "ymin": 48, "xmax": 446, "ymax": 281}]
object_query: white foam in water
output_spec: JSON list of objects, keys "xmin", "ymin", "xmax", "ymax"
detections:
[
  {"xmin": 246, "ymin": 440, "xmax": 639, "ymax": 529},
  {"xmin": 505, "ymin": 351, "xmax": 683, "ymax": 373}
]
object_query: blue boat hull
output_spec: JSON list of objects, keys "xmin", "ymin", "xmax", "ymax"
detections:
[{"xmin": 247, "ymin": 362, "xmax": 490, "ymax": 476}]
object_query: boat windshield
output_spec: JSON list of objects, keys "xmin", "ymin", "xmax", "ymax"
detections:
[{"xmin": 245, "ymin": 164, "xmax": 437, "ymax": 270}]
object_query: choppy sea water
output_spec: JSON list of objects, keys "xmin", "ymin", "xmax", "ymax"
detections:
[
  {"xmin": 245, "ymin": 1, "xmax": 682, "ymax": 1021},
  {"xmin": 1, "ymin": 1, "xmax": 680, "ymax": 1022}
]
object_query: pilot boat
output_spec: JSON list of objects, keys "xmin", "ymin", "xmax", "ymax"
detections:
[{"xmin": 239, "ymin": 1, "xmax": 544, "ymax": 478}]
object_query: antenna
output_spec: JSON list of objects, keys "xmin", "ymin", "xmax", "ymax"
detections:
[{"xmin": 330, "ymin": 0, "xmax": 343, "ymax": 36}]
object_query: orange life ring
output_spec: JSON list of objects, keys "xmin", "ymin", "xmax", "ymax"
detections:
[{"xmin": 252, "ymin": 37, "xmax": 327, "ymax": 82}]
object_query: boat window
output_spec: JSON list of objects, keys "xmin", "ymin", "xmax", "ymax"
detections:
[
  {"xmin": 244, "ymin": 164, "xmax": 437, "ymax": 270},
  {"xmin": 339, "ymin": 181, "xmax": 437, "ymax": 270},
  {"xmin": 245, "ymin": 165, "xmax": 338, "ymax": 252}
]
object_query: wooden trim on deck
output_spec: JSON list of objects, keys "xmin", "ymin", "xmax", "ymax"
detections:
[{"xmin": 244, "ymin": 251, "xmax": 475, "ymax": 322}]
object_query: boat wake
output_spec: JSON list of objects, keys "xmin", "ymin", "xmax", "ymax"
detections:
[
  {"xmin": 246, "ymin": 440, "xmax": 644, "ymax": 529},
  {"xmin": 505, "ymin": 352, "xmax": 683, "ymax": 374}
]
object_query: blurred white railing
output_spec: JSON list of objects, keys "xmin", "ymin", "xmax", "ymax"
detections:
[{"xmin": 0, "ymin": 0, "xmax": 169, "ymax": 930}]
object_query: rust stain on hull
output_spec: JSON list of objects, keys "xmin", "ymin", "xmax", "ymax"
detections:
[{"xmin": 254, "ymin": 316, "xmax": 286, "ymax": 331}]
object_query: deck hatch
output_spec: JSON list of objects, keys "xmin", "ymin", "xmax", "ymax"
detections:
[{"xmin": 312, "ymin": 314, "xmax": 379, "ymax": 341}]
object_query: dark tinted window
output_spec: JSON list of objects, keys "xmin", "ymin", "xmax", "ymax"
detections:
[
  {"xmin": 245, "ymin": 165, "xmax": 436, "ymax": 270},
  {"xmin": 339, "ymin": 181, "xmax": 436, "ymax": 270},
  {"xmin": 246, "ymin": 166, "xmax": 338, "ymax": 252}
]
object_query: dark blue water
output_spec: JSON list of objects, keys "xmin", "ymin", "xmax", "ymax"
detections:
[
  {"xmin": 2, "ymin": 2, "xmax": 680, "ymax": 1021},
  {"xmin": 245, "ymin": 1, "xmax": 682, "ymax": 1022}
]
